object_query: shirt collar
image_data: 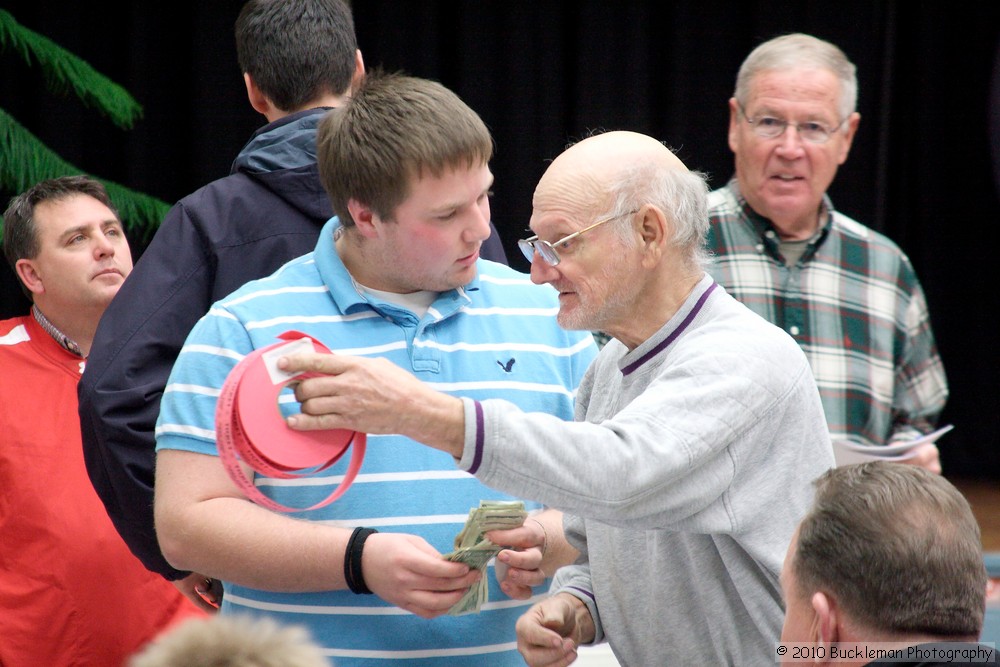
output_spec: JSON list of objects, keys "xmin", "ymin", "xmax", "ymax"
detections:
[
  {"xmin": 728, "ymin": 178, "xmax": 834, "ymax": 251},
  {"xmin": 31, "ymin": 305, "xmax": 84, "ymax": 357},
  {"xmin": 315, "ymin": 217, "xmax": 477, "ymax": 319}
]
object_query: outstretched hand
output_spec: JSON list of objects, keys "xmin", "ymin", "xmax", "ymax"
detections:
[{"xmin": 279, "ymin": 352, "xmax": 465, "ymax": 458}]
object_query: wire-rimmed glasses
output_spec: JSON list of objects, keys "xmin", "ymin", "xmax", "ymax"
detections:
[
  {"xmin": 518, "ymin": 209, "xmax": 639, "ymax": 266},
  {"xmin": 736, "ymin": 101, "xmax": 846, "ymax": 144}
]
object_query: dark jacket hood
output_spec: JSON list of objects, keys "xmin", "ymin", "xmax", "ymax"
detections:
[{"xmin": 230, "ymin": 107, "xmax": 334, "ymax": 221}]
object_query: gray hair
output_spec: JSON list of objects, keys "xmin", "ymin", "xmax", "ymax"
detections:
[
  {"xmin": 794, "ymin": 462, "xmax": 986, "ymax": 638},
  {"xmin": 603, "ymin": 161, "xmax": 710, "ymax": 271},
  {"xmin": 734, "ymin": 33, "xmax": 857, "ymax": 122}
]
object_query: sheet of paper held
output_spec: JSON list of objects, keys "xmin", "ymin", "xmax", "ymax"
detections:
[{"xmin": 831, "ymin": 424, "xmax": 955, "ymax": 467}]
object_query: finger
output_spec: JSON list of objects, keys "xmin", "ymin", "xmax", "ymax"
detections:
[
  {"xmin": 519, "ymin": 644, "xmax": 577, "ymax": 667},
  {"xmin": 188, "ymin": 579, "xmax": 222, "ymax": 613},
  {"xmin": 504, "ymin": 566, "xmax": 548, "ymax": 588},
  {"xmin": 400, "ymin": 583, "xmax": 480, "ymax": 619},
  {"xmin": 905, "ymin": 443, "xmax": 941, "ymax": 474},
  {"xmin": 206, "ymin": 577, "xmax": 224, "ymax": 603},
  {"xmin": 537, "ymin": 600, "xmax": 576, "ymax": 636},
  {"xmin": 517, "ymin": 625, "xmax": 576, "ymax": 667},
  {"xmin": 500, "ymin": 579, "xmax": 535, "ymax": 600},
  {"xmin": 298, "ymin": 393, "xmax": 343, "ymax": 416},
  {"xmin": 519, "ymin": 602, "xmax": 573, "ymax": 642},
  {"xmin": 488, "ymin": 519, "xmax": 548, "ymax": 552},
  {"xmin": 396, "ymin": 558, "xmax": 480, "ymax": 592},
  {"xmin": 408, "ymin": 553, "xmax": 475, "ymax": 580},
  {"xmin": 487, "ymin": 525, "xmax": 536, "ymax": 549},
  {"xmin": 496, "ymin": 560, "xmax": 547, "ymax": 592},
  {"xmin": 496, "ymin": 546, "xmax": 543, "ymax": 572},
  {"xmin": 400, "ymin": 569, "xmax": 481, "ymax": 596},
  {"xmin": 187, "ymin": 590, "xmax": 221, "ymax": 613},
  {"xmin": 278, "ymin": 351, "xmax": 343, "ymax": 375},
  {"xmin": 519, "ymin": 623, "xmax": 566, "ymax": 650},
  {"xmin": 286, "ymin": 411, "xmax": 345, "ymax": 431}
]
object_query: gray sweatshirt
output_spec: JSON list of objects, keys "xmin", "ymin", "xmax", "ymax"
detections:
[{"xmin": 460, "ymin": 274, "xmax": 834, "ymax": 666}]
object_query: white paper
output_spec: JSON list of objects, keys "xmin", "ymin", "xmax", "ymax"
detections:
[
  {"xmin": 261, "ymin": 338, "xmax": 316, "ymax": 385},
  {"xmin": 832, "ymin": 425, "xmax": 954, "ymax": 467}
]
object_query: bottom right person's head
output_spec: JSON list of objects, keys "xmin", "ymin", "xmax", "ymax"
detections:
[{"xmin": 781, "ymin": 461, "xmax": 986, "ymax": 648}]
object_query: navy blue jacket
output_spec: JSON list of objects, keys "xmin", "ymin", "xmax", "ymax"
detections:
[{"xmin": 79, "ymin": 108, "xmax": 508, "ymax": 579}]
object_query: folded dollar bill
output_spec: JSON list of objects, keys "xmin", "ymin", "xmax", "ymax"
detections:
[{"xmin": 442, "ymin": 500, "xmax": 527, "ymax": 615}]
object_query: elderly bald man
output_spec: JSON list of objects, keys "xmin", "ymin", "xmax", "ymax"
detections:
[{"xmin": 281, "ymin": 130, "xmax": 835, "ymax": 666}]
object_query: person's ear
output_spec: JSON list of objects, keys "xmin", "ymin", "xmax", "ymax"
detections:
[
  {"xmin": 14, "ymin": 258, "xmax": 44, "ymax": 296},
  {"xmin": 637, "ymin": 205, "xmax": 668, "ymax": 268},
  {"xmin": 811, "ymin": 591, "xmax": 840, "ymax": 649},
  {"xmin": 244, "ymin": 73, "xmax": 273, "ymax": 117},
  {"xmin": 727, "ymin": 97, "xmax": 741, "ymax": 153},
  {"xmin": 346, "ymin": 199, "xmax": 378, "ymax": 238},
  {"xmin": 350, "ymin": 50, "xmax": 366, "ymax": 94},
  {"xmin": 836, "ymin": 112, "xmax": 861, "ymax": 165}
]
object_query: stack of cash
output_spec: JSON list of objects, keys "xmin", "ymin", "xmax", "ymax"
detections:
[{"xmin": 443, "ymin": 500, "xmax": 527, "ymax": 615}]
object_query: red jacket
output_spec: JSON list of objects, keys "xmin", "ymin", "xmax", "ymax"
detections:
[{"xmin": 0, "ymin": 315, "xmax": 205, "ymax": 666}]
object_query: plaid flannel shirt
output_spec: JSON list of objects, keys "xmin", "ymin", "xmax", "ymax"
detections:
[{"xmin": 706, "ymin": 179, "xmax": 948, "ymax": 447}]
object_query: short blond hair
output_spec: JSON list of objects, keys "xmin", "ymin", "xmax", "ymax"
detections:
[{"xmin": 129, "ymin": 614, "xmax": 331, "ymax": 667}]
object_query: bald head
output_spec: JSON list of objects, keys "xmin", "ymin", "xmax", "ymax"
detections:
[
  {"xmin": 523, "ymin": 131, "xmax": 710, "ymax": 348},
  {"xmin": 549, "ymin": 131, "xmax": 687, "ymax": 179},
  {"xmin": 532, "ymin": 131, "xmax": 709, "ymax": 272},
  {"xmin": 536, "ymin": 131, "xmax": 688, "ymax": 213}
]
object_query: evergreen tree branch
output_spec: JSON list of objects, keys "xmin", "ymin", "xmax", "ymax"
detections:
[
  {"xmin": 0, "ymin": 8, "xmax": 143, "ymax": 130},
  {"xmin": 0, "ymin": 108, "xmax": 169, "ymax": 242}
]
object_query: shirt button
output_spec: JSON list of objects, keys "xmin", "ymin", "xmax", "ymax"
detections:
[{"xmin": 789, "ymin": 326, "xmax": 800, "ymax": 336}]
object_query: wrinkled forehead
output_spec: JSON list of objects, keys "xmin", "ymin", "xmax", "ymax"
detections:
[
  {"xmin": 745, "ymin": 67, "xmax": 844, "ymax": 111},
  {"xmin": 529, "ymin": 167, "xmax": 610, "ymax": 232},
  {"xmin": 34, "ymin": 194, "xmax": 120, "ymax": 238}
]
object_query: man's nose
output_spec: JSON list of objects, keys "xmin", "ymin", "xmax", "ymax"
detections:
[
  {"xmin": 528, "ymin": 253, "xmax": 559, "ymax": 285},
  {"xmin": 775, "ymin": 124, "xmax": 807, "ymax": 156},
  {"xmin": 94, "ymin": 234, "xmax": 116, "ymax": 258}
]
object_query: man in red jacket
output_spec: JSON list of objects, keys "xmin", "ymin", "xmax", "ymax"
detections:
[{"xmin": 0, "ymin": 176, "xmax": 207, "ymax": 666}]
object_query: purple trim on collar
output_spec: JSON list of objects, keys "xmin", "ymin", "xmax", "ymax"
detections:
[
  {"xmin": 621, "ymin": 281, "xmax": 718, "ymax": 376},
  {"xmin": 566, "ymin": 585, "xmax": 597, "ymax": 604},
  {"xmin": 468, "ymin": 401, "xmax": 486, "ymax": 475}
]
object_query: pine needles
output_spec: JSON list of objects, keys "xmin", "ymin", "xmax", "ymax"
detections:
[{"xmin": 0, "ymin": 8, "xmax": 169, "ymax": 240}]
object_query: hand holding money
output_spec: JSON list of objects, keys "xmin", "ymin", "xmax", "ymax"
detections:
[{"xmin": 442, "ymin": 500, "xmax": 527, "ymax": 615}]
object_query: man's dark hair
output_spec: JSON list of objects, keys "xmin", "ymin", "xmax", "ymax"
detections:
[
  {"xmin": 235, "ymin": 0, "xmax": 357, "ymax": 111},
  {"xmin": 794, "ymin": 462, "xmax": 987, "ymax": 638},
  {"xmin": 3, "ymin": 175, "xmax": 117, "ymax": 271}
]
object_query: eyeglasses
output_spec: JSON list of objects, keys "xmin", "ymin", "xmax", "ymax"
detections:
[
  {"xmin": 518, "ymin": 209, "xmax": 639, "ymax": 266},
  {"xmin": 736, "ymin": 101, "xmax": 846, "ymax": 144}
]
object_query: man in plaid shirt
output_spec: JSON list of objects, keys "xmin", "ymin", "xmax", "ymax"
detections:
[{"xmin": 706, "ymin": 33, "xmax": 948, "ymax": 472}]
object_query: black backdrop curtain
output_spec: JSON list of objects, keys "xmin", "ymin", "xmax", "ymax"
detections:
[{"xmin": 2, "ymin": 1, "xmax": 998, "ymax": 479}]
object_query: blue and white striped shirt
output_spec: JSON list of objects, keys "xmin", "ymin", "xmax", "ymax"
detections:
[{"xmin": 156, "ymin": 217, "xmax": 597, "ymax": 666}]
